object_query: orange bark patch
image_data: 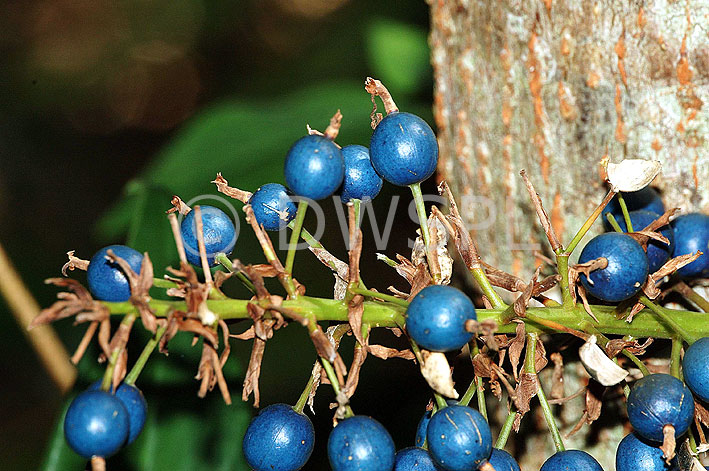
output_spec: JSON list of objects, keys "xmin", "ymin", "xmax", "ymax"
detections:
[
  {"xmin": 527, "ymin": 32, "xmax": 549, "ymax": 183},
  {"xmin": 615, "ymin": 34, "xmax": 628, "ymax": 86},
  {"xmin": 560, "ymin": 37, "xmax": 570, "ymax": 56},
  {"xmin": 651, "ymin": 138, "xmax": 663, "ymax": 151},
  {"xmin": 551, "ymin": 191, "xmax": 565, "ymax": 242},
  {"xmin": 502, "ymin": 102, "xmax": 512, "ymax": 128},
  {"xmin": 614, "ymin": 83, "xmax": 626, "ymax": 143},
  {"xmin": 637, "ymin": 7, "xmax": 646, "ymax": 29},
  {"xmin": 587, "ymin": 71, "xmax": 600, "ymax": 89},
  {"xmin": 693, "ymin": 154, "xmax": 699, "ymax": 189},
  {"xmin": 558, "ymin": 81, "xmax": 577, "ymax": 121}
]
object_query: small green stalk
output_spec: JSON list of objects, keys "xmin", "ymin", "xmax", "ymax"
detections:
[
  {"xmin": 670, "ymin": 337, "xmax": 682, "ymax": 380},
  {"xmin": 349, "ymin": 287, "xmax": 409, "ymax": 308},
  {"xmin": 556, "ymin": 253, "xmax": 574, "ymax": 309},
  {"xmin": 470, "ymin": 340, "xmax": 487, "ymax": 420},
  {"xmin": 459, "ymin": 375, "xmax": 477, "ymax": 407},
  {"xmin": 526, "ymin": 333, "xmax": 565, "ymax": 452},
  {"xmin": 215, "ymin": 253, "xmax": 256, "ymax": 293},
  {"xmin": 495, "ymin": 409, "xmax": 517, "ymax": 449},
  {"xmin": 640, "ymin": 296, "xmax": 697, "ymax": 344},
  {"xmin": 605, "ymin": 213, "xmax": 624, "ymax": 233},
  {"xmin": 152, "ymin": 278, "xmax": 177, "ymax": 289},
  {"xmin": 409, "ymin": 182, "xmax": 441, "ymax": 284},
  {"xmin": 565, "ymin": 190, "xmax": 616, "ymax": 255},
  {"xmin": 124, "ymin": 323, "xmax": 168, "ymax": 386},
  {"xmin": 285, "ymin": 200, "xmax": 309, "ymax": 276},
  {"xmin": 352, "ymin": 199, "xmax": 362, "ymax": 228},
  {"xmin": 617, "ymin": 192, "xmax": 634, "ymax": 232},
  {"xmin": 470, "ymin": 267, "xmax": 506, "ymax": 308},
  {"xmin": 293, "ymin": 371, "xmax": 317, "ymax": 414},
  {"xmin": 100, "ymin": 347, "xmax": 122, "ymax": 392}
]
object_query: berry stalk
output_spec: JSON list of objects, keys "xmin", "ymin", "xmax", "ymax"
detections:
[{"xmin": 124, "ymin": 322, "xmax": 168, "ymax": 386}]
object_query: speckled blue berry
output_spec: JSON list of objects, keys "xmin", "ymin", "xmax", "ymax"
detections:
[
  {"xmin": 394, "ymin": 447, "xmax": 439, "ymax": 471},
  {"xmin": 540, "ymin": 450, "xmax": 603, "ymax": 471},
  {"xmin": 243, "ymin": 403, "xmax": 315, "ymax": 471},
  {"xmin": 284, "ymin": 134, "xmax": 345, "ymax": 200},
  {"xmin": 414, "ymin": 401, "xmax": 458, "ymax": 448},
  {"xmin": 369, "ymin": 112, "xmax": 438, "ymax": 186},
  {"xmin": 615, "ymin": 210, "xmax": 674, "ymax": 273},
  {"xmin": 340, "ymin": 145, "xmax": 383, "ymax": 203},
  {"xmin": 406, "ymin": 285, "xmax": 476, "ymax": 352},
  {"xmin": 249, "ymin": 183, "xmax": 297, "ymax": 231},
  {"xmin": 578, "ymin": 232, "xmax": 649, "ymax": 302},
  {"xmin": 602, "ymin": 187, "xmax": 665, "ymax": 229},
  {"xmin": 64, "ymin": 390, "xmax": 129, "ymax": 459},
  {"xmin": 616, "ymin": 432, "xmax": 678, "ymax": 471},
  {"xmin": 682, "ymin": 337, "xmax": 709, "ymax": 403},
  {"xmin": 627, "ymin": 373, "xmax": 694, "ymax": 442},
  {"xmin": 328, "ymin": 415, "xmax": 395, "ymax": 471},
  {"xmin": 87, "ymin": 245, "xmax": 143, "ymax": 302},
  {"xmin": 426, "ymin": 405, "xmax": 492, "ymax": 471},
  {"xmin": 180, "ymin": 206, "xmax": 236, "ymax": 267},
  {"xmin": 672, "ymin": 213, "xmax": 709, "ymax": 278},
  {"xmin": 88, "ymin": 381, "xmax": 147, "ymax": 445},
  {"xmin": 488, "ymin": 449, "xmax": 521, "ymax": 471}
]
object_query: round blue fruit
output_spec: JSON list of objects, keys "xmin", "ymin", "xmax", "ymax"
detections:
[
  {"xmin": 578, "ymin": 232, "xmax": 649, "ymax": 302},
  {"xmin": 406, "ymin": 285, "xmax": 476, "ymax": 352},
  {"xmin": 426, "ymin": 405, "xmax": 492, "ymax": 471},
  {"xmin": 394, "ymin": 447, "xmax": 439, "ymax": 471},
  {"xmin": 180, "ymin": 205, "xmax": 236, "ymax": 267},
  {"xmin": 249, "ymin": 183, "xmax": 297, "ymax": 231},
  {"xmin": 615, "ymin": 210, "xmax": 674, "ymax": 273},
  {"xmin": 87, "ymin": 245, "xmax": 143, "ymax": 302},
  {"xmin": 540, "ymin": 450, "xmax": 603, "ymax": 471},
  {"xmin": 602, "ymin": 187, "xmax": 665, "ymax": 228},
  {"xmin": 672, "ymin": 213, "xmax": 709, "ymax": 278},
  {"xmin": 284, "ymin": 134, "xmax": 345, "ymax": 200},
  {"xmin": 243, "ymin": 403, "xmax": 315, "ymax": 471},
  {"xmin": 682, "ymin": 337, "xmax": 709, "ymax": 403},
  {"xmin": 64, "ymin": 390, "xmax": 129, "ymax": 459},
  {"xmin": 616, "ymin": 432, "xmax": 677, "ymax": 471},
  {"xmin": 340, "ymin": 145, "xmax": 383, "ymax": 203},
  {"xmin": 488, "ymin": 449, "xmax": 521, "ymax": 471},
  {"xmin": 627, "ymin": 373, "xmax": 694, "ymax": 442},
  {"xmin": 369, "ymin": 112, "xmax": 438, "ymax": 186},
  {"xmin": 328, "ymin": 415, "xmax": 395, "ymax": 471},
  {"xmin": 88, "ymin": 381, "xmax": 147, "ymax": 445},
  {"xmin": 415, "ymin": 400, "xmax": 458, "ymax": 448}
]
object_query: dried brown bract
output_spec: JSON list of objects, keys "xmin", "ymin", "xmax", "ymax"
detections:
[{"xmin": 212, "ymin": 173, "xmax": 253, "ymax": 203}]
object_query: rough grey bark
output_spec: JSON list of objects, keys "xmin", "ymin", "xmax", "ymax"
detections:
[
  {"xmin": 430, "ymin": 0, "xmax": 708, "ymax": 278},
  {"xmin": 429, "ymin": 1, "xmax": 709, "ymax": 468}
]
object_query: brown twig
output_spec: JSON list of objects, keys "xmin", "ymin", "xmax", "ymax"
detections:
[
  {"xmin": 168, "ymin": 213, "xmax": 188, "ymax": 265},
  {"xmin": 520, "ymin": 170, "xmax": 562, "ymax": 252},
  {"xmin": 193, "ymin": 206, "xmax": 214, "ymax": 285}
]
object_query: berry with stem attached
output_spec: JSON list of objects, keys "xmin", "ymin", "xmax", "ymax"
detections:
[
  {"xmin": 614, "ymin": 210, "xmax": 674, "ymax": 272},
  {"xmin": 406, "ymin": 285, "xmax": 476, "ymax": 352},
  {"xmin": 242, "ymin": 403, "xmax": 315, "ymax": 471},
  {"xmin": 394, "ymin": 447, "xmax": 439, "ymax": 471},
  {"xmin": 284, "ymin": 134, "xmax": 345, "ymax": 200},
  {"xmin": 87, "ymin": 245, "xmax": 143, "ymax": 302},
  {"xmin": 682, "ymin": 337, "xmax": 709, "ymax": 403},
  {"xmin": 249, "ymin": 183, "xmax": 297, "ymax": 231},
  {"xmin": 540, "ymin": 450, "xmax": 603, "ymax": 471},
  {"xmin": 415, "ymin": 400, "xmax": 459, "ymax": 447},
  {"xmin": 426, "ymin": 405, "xmax": 492, "ymax": 471},
  {"xmin": 627, "ymin": 373, "xmax": 694, "ymax": 443},
  {"xmin": 88, "ymin": 381, "xmax": 147, "ymax": 445},
  {"xmin": 616, "ymin": 432, "xmax": 677, "ymax": 471},
  {"xmin": 180, "ymin": 205, "xmax": 236, "ymax": 267},
  {"xmin": 488, "ymin": 449, "xmax": 521, "ymax": 471},
  {"xmin": 328, "ymin": 415, "xmax": 396, "ymax": 471},
  {"xmin": 578, "ymin": 232, "xmax": 649, "ymax": 302},
  {"xmin": 602, "ymin": 187, "xmax": 665, "ymax": 229},
  {"xmin": 64, "ymin": 390, "xmax": 129, "ymax": 459},
  {"xmin": 671, "ymin": 213, "xmax": 709, "ymax": 278},
  {"xmin": 369, "ymin": 112, "xmax": 438, "ymax": 186},
  {"xmin": 339, "ymin": 145, "xmax": 383, "ymax": 203}
]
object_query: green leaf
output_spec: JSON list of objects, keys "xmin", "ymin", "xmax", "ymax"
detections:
[{"xmin": 366, "ymin": 18, "xmax": 431, "ymax": 95}]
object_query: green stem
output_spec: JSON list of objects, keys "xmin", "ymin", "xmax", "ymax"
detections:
[
  {"xmin": 640, "ymin": 296, "xmax": 697, "ymax": 344},
  {"xmin": 152, "ymin": 278, "xmax": 177, "ymax": 289},
  {"xmin": 670, "ymin": 337, "xmax": 682, "ymax": 379},
  {"xmin": 496, "ymin": 409, "xmax": 517, "ymax": 449},
  {"xmin": 678, "ymin": 285, "xmax": 709, "ymax": 313},
  {"xmin": 215, "ymin": 253, "xmax": 256, "ymax": 293},
  {"xmin": 409, "ymin": 182, "xmax": 440, "ymax": 284},
  {"xmin": 459, "ymin": 375, "xmax": 477, "ymax": 407},
  {"xmin": 100, "ymin": 347, "xmax": 122, "ymax": 392},
  {"xmin": 124, "ymin": 323, "xmax": 168, "ymax": 386},
  {"xmin": 293, "ymin": 370, "xmax": 317, "ymax": 414},
  {"xmin": 350, "ymin": 287, "xmax": 409, "ymax": 308},
  {"xmin": 617, "ymin": 192, "xmax": 634, "ymax": 232},
  {"xmin": 285, "ymin": 200, "xmax": 309, "ymax": 276},
  {"xmin": 556, "ymin": 253, "xmax": 574, "ymax": 309},
  {"xmin": 353, "ymin": 199, "xmax": 361, "ymax": 228},
  {"xmin": 470, "ymin": 340, "xmax": 487, "ymax": 420},
  {"xmin": 526, "ymin": 333, "xmax": 565, "ymax": 452},
  {"xmin": 605, "ymin": 213, "xmax": 624, "ymax": 233},
  {"xmin": 470, "ymin": 267, "xmax": 506, "ymax": 309},
  {"xmin": 565, "ymin": 190, "xmax": 616, "ymax": 255}
]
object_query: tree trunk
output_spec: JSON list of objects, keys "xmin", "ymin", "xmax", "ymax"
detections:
[
  {"xmin": 429, "ymin": 1, "xmax": 708, "ymax": 468},
  {"xmin": 430, "ymin": 0, "xmax": 708, "ymax": 279}
]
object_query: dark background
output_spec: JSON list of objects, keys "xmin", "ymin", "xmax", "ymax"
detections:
[{"xmin": 0, "ymin": 1, "xmax": 447, "ymax": 469}]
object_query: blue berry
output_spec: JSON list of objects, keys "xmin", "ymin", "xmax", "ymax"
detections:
[
  {"xmin": 426, "ymin": 405, "xmax": 492, "ymax": 471},
  {"xmin": 540, "ymin": 450, "xmax": 603, "ymax": 471},
  {"xmin": 180, "ymin": 206, "xmax": 236, "ymax": 267},
  {"xmin": 64, "ymin": 390, "xmax": 129, "ymax": 459},
  {"xmin": 488, "ymin": 449, "xmax": 521, "ymax": 471},
  {"xmin": 340, "ymin": 145, "xmax": 383, "ymax": 203},
  {"xmin": 682, "ymin": 337, "xmax": 709, "ymax": 403},
  {"xmin": 616, "ymin": 432, "xmax": 677, "ymax": 471},
  {"xmin": 394, "ymin": 447, "xmax": 439, "ymax": 471},
  {"xmin": 627, "ymin": 373, "xmax": 694, "ymax": 442},
  {"xmin": 602, "ymin": 187, "xmax": 665, "ymax": 228},
  {"xmin": 87, "ymin": 245, "xmax": 143, "ymax": 302},
  {"xmin": 284, "ymin": 134, "xmax": 345, "ymax": 200},
  {"xmin": 578, "ymin": 232, "xmax": 649, "ymax": 302},
  {"xmin": 614, "ymin": 210, "xmax": 674, "ymax": 272},
  {"xmin": 328, "ymin": 415, "xmax": 395, "ymax": 471},
  {"xmin": 369, "ymin": 112, "xmax": 438, "ymax": 186},
  {"xmin": 672, "ymin": 213, "xmax": 709, "ymax": 278},
  {"xmin": 415, "ymin": 401, "xmax": 458, "ymax": 447},
  {"xmin": 88, "ymin": 381, "xmax": 147, "ymax": 445},
  {"xmin": 243, "ymin": 403, "xmax": 315, "ymax": 471},
  {"xmin": 406, "ymin": 285, "xmax": 476, "ymax": 352},
  {"xmin": 249, "ymin": 183, "xmax": 297, "ymax": 231}
]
